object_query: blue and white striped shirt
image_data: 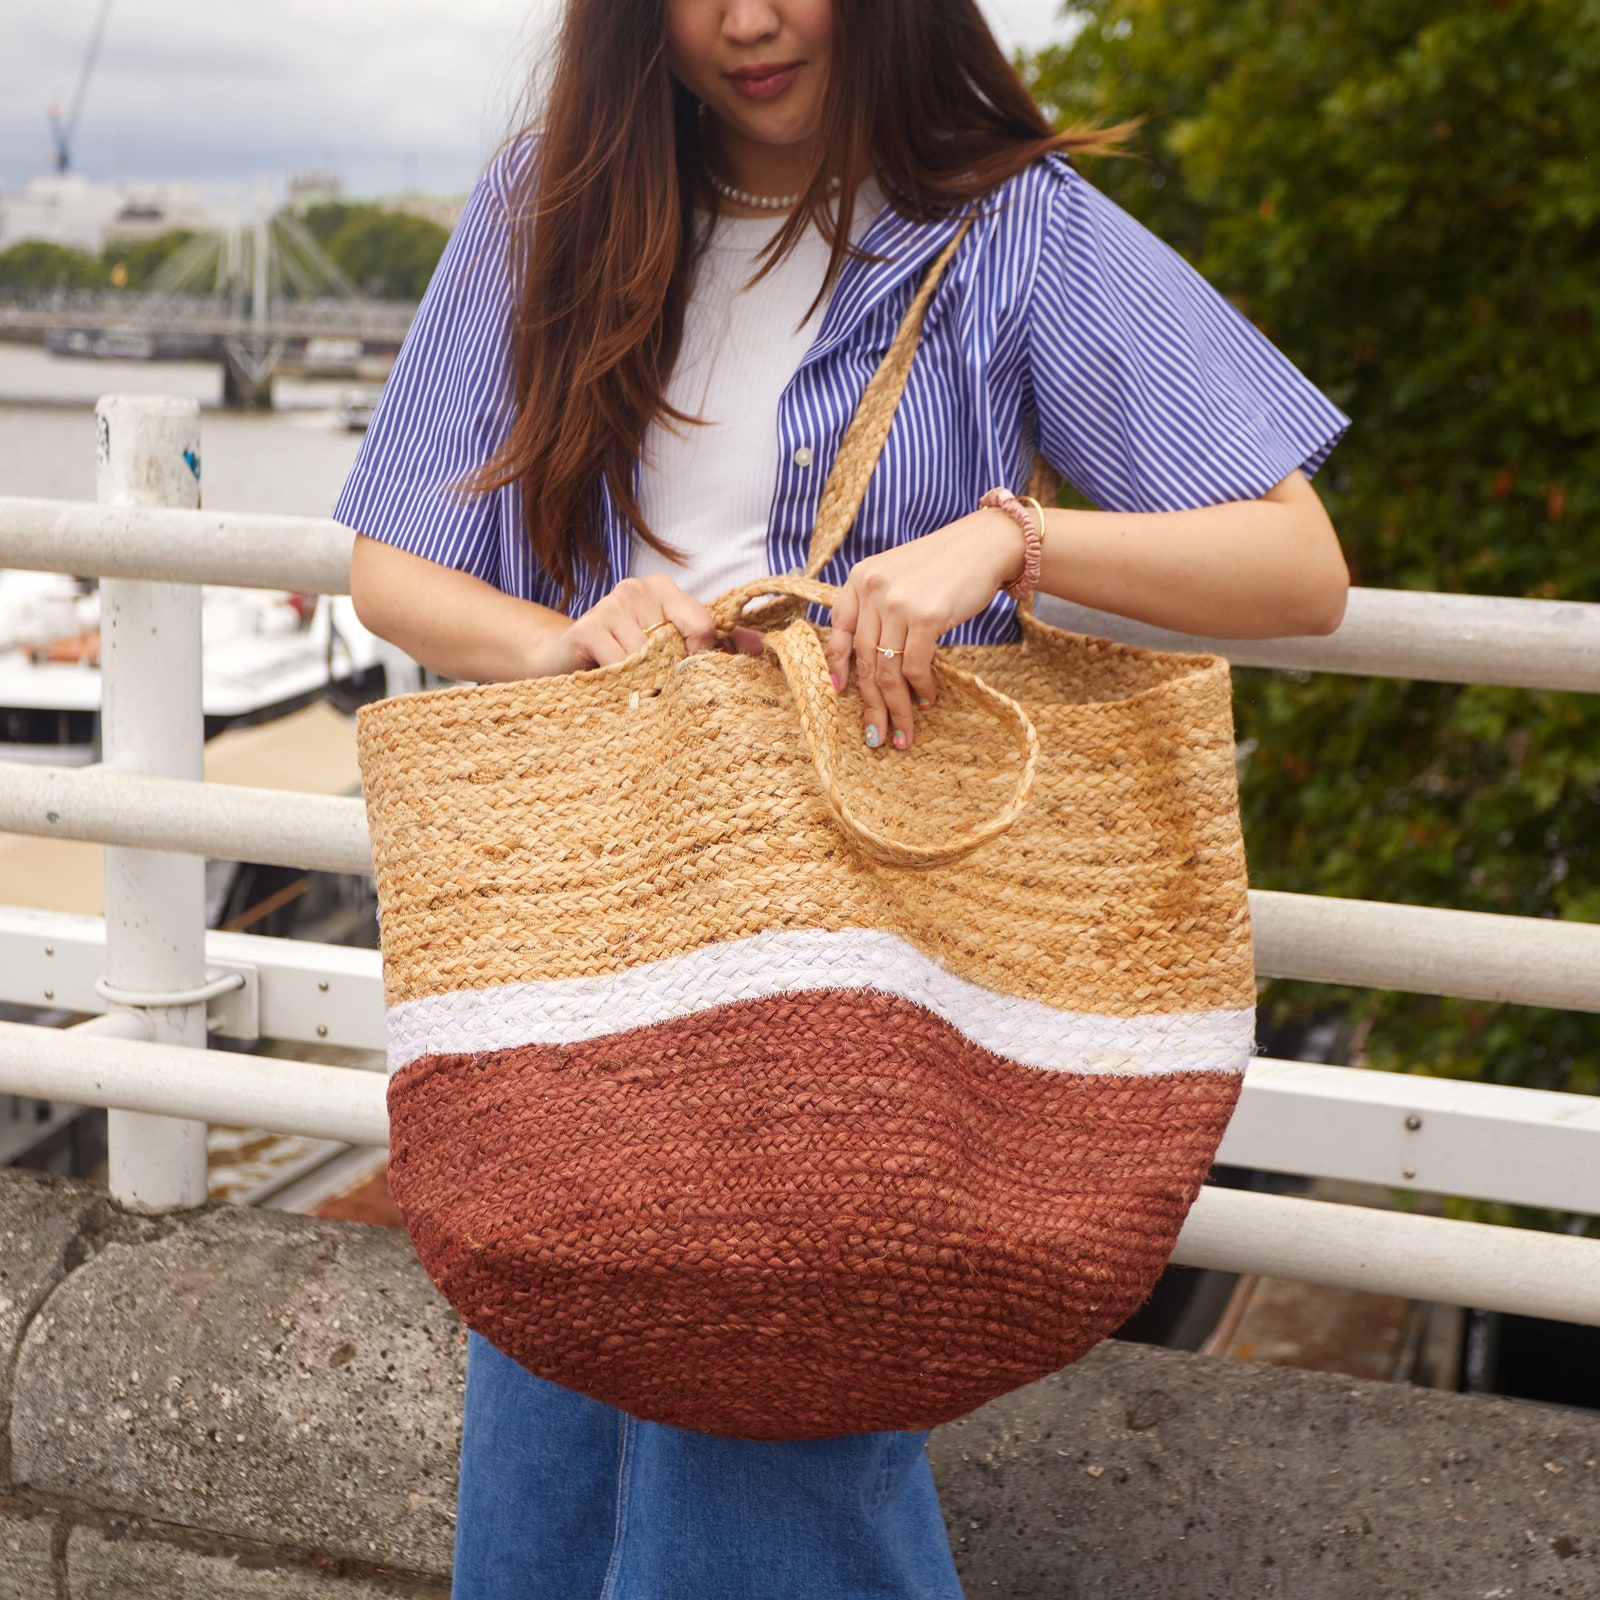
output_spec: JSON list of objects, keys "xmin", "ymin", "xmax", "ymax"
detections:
[{"xmin": 335, "ymin": 147, "xmax": 1349, "ymax": 645}]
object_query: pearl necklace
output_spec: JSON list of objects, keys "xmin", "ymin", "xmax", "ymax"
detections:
[
  {"xmin": 705, "ymin": 171, "xmax": 842, "ymax": 213},
  {"xmin": 706, "ymin": 171, "xmax": 801, "ymax": 212}
]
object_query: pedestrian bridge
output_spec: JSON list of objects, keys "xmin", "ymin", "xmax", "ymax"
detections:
[
  {"xmin": 0, "ymin": 395, "xmax": 1597, "ymax": 1597},
  {"xmin": 1, "ymin": 207, "xmax": 419, "ymax": 405},
  {"xmin": 0, "ymin": 289, "xmax": 416, "ymax": 345}
]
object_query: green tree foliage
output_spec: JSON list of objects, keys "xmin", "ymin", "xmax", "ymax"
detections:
[
  {"xmin": 0, "ymin": 231, "xmax": 194, "ymax": 293},
  {"xmin": 301, "ymin": 202, "xmax": 448, "ymax": 300},
  {"xmin": 300, "ymin": 201, "xmax": 358, "ymax": 249},
  {"xmin": 102, "ymin": 230, "xmax": 194, "ymax": 290},
  {"xmin": 1027, "ymin": 0, "xmax": 1600, "ymax": 1217},
  {"xmin": 0, "ymin": 240, "xmax": 102, "ymax": 292}
]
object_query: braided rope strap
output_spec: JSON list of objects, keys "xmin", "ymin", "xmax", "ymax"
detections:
[
  {"xmin": 698, "ymin": 215, "xmax": 1038, "ymax": 868},
  {"xmin": 701, "ymin": 574, "xmax": 1039, "ymax": 870},
  {"xmin": 738, "ymin": 217, "xmax": 976, "ymax": 634}
]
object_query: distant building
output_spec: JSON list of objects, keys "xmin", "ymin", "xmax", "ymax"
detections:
[
  {"xmin": 104, "ymin": 183, "xmax": 216, "ymax": 245},
  {"xmin": 379, "ymin": 193, "xmax": 468, "ymax": 232},
  {"xmin": 283, "ymin": 171, "xmax": 462, "ymax": 232},
  {"xmin": 0, "ymin": 174, "xmax": 217, "ymax": 254},
  {"xmin": 0, "ymin": 175, "xmax": 119, "ymax": 253},
  {"xmin": 287, "ymin": 171, "xmax": 344, "ymax": 212}
]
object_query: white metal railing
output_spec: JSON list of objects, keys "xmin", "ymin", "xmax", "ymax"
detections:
[
  {"xmin": 3, "ymin": 1012, "xmax": 1596, "ymax": 1326},
  {"xmin": 2, "ymin": 395, "xmax": 1599, "ymax": 1323},
  {"xmin": 1037, "ymin": 591, "xmax": 1600, "ymax": 695},
  {"xmin": 7, "ymin": 771, "xmax": 1600, "ymax": 1014},
  {"xmin": 0, "ymin": 495, "xmax": 353, "ymax": 593},
  {"xmin": 8, "ymin": 491, "xmax": 1600, "ymax": 692},
  {"xmin": 5, "ymin": 896, "xmax": 1598, "ymax": 1214}
]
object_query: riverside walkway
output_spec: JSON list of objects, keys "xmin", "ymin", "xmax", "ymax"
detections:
[{"xmin": 0, "ymin": 394, "xmax": 1597, "ymax": 1596}]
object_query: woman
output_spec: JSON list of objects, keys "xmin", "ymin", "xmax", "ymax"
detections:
[{"xmin": 340, "ymin": 1, "xmax": 1350, "ymax": 1594}]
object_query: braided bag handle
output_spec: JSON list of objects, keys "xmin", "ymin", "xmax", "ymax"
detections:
[
  {"xmin": 696, "ymin": 213, "xmax": 1041, "ymax": 868},
  {"xmin": 804, "ymin": 222, "xmax": 974, "ymax": 576},
  {"xmin": 698, "ymin": 574, "xmax": 1038, "ymax": 869},
  {"xmin": 737, "ymin": 219, "xmax": 974, "ymax": 633}
]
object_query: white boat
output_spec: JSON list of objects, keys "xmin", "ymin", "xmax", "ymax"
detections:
[
  {"xmin": 41, "ymin": 325, "xmax": 158, "ymax": 361},
  {"xmin": 304, "ymin": 337, "xmax": 364, "ymax": 378},
  {"xmin": 335, "ymin": 386, "xmax": 382, "ymax": 431},
  {"xmin": 0, "ymin": 568, "xmax": 401, "ymax": 764}
]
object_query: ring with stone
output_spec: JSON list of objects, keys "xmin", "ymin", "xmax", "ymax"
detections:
[{"xmin": 876, "ymin": 646, "xmax": 902, "ymax": 659}]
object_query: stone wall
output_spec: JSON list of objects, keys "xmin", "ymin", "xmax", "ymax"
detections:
[
  {"xmin": 0, "ymin": 1170, "xmax": 457, "ymax": 1598},
  {"xmin": 0, "ymin": 1169, "xmax": 1594, "ymax": 1599}
]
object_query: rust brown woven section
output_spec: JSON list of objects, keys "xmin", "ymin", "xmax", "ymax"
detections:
[
  {"xmin": 387, "ymin": 988, "xmax": 1241, "ymax": 1440},
  {"xmin": 359, "ymin": 618, "xmax": 1252, "ymax": 1015}
]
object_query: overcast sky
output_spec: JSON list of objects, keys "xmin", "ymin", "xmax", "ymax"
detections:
[{"xmin": 2, "ymin": 1, "xmax": 1078, "ymax": 202}]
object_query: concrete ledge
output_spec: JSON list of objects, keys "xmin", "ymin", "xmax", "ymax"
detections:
[
  {"xmin": 929, "ymin": 1340, "xmax": 1600, "ymax": 1598},
  {"xmin": 0, "ymin": 1169, "xmax": 1596, "ymax": 1598},
  {"xmin": 0, "ymin": 1503, "xmax": 56, "ymax": 1600},
  {"xmin": 12, "ymin": 1195, "xmax": 462, "ymax": 1579},
  {"xmin": 0, "ymin": 1170, "xmax": 107, "ymax": 1469},
  {"xmin": 65, "ymin": 1523, "xmax": 443, "ymax": 1599}
]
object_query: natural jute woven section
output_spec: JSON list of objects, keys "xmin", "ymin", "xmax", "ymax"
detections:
[
  {"xmin": 363, "ymin": 615, "xmax": 1250, "ymax": 1017},
  {"xmin": 356, "ymin": 216, "xmax": 1255, "ymax": 1438}
]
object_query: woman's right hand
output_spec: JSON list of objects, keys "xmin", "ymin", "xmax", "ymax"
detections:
[{"xmin": 523, "ymin": 574, "xmax": 764, "ymax": 677}]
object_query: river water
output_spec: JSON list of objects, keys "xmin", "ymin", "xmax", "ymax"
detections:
[{"xmin": 0, "ymin": 345, "xmax": 366, "ymax": 517}]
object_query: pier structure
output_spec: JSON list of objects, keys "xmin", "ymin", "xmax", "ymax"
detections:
[{"xmin": 0, "ymin": 397, "xmax": 1598, "ymax": 1592}]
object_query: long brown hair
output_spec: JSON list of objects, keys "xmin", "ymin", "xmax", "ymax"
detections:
[{"xmin": 469, "ymin": 0, "xmax": 1123, "ymax": 605}]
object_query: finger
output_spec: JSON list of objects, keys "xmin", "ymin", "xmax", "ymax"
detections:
[
  {"xmin": 630, "ymin": 579, "xmax": 713, "ymax": 652},
  {"xmin": 647, "ymin": 581, "xmax": 718, "ymax": 654},
  {"xmin": 600, "ymin": 577, "xmax": 666, "ymax": 658},
  {"xmin": 609, "ymin": 612, "xmax": 650, "ymax": 658},
  {"xmin": 579, "ymin": 624, "xmax": 632, "ymax": 669},
  {"xmin": 853, "ymin": 614, "xmax": 891, "ymax": 751},
  {"xmin": 729, "ymin": 626, "xmax": 765, "ymax": 657},
  {"xmin": 901, "ymin": 623, "xmax": 938, "ymax": 711},
  {"xmin": 872, "ymin": 621, "xmax": 917, "ymax": 750},
  {"xmin": 825, "ymin": 586, "xmax": 859, "ymax": 692}
]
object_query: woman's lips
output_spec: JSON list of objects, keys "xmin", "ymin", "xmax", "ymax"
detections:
[{"xmin": 726, "ymin": 62, "xmax": 803, "ymax": 101}]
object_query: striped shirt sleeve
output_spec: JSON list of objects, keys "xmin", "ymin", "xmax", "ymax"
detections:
[
  {"xmin": 332, "ymin": 148, "xmax": 525, "ymax": 589},
  {"xmin": 1027, "ymin": 161, "xmax": 1350, "ymax": 513}
]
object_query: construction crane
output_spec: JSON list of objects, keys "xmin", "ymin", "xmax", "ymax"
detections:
[{"xmin": 48, "ymin": 0, "xmax": 116, "ymax": 175}]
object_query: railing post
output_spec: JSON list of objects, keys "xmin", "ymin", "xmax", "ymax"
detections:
[{"xmin": 97, "ymin": 395, "xmax": 210, "ymax": 1212}]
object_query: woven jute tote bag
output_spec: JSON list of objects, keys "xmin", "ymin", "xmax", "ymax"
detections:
[{"xmin": 357, "ymin": 224, "xmax": 1255, "ymax": 1441}]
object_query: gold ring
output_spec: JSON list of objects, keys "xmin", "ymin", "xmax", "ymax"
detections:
[{"xmin": 876, "ymin": 646, "xmax": 901, "ymax": 659}]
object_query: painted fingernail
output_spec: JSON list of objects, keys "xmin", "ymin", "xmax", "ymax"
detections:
[
  {"xmin": 831, "ymin": 672, "xmax": 842, "ymax": 692},
  {"xmin": 892, "ymin": 729, "xmax": 909, "ymax": 750},
  {"xmin": 864, "ymin": 726, "xmax": 880, "ymax": 749},
  {"xmin": 916, "ymin": 697, "xmax": 931, "ymax": 709}
]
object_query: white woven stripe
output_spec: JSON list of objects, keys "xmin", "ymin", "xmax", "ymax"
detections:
[{"xmin": 385, "ymin": 927, "xmax": 1254, "ymax": 1078}]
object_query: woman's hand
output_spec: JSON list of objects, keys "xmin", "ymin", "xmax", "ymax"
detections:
[
  {"xmin": 524, "ymin": 574, "xmax": 765, "ymax": 677},
  {"xmin": 823, "ymin": 510, "xmax": 1024, "ymax": 750}
]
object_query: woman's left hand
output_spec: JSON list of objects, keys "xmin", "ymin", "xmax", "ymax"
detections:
[{"xmin": 823, "ymin": 509, "xmax": 1024, "ymax": 750}]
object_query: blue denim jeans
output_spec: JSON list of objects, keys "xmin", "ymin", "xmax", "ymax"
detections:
[{"xmin": 453, "ymin": 1333, "xmax": 966, "ymax": 1599}]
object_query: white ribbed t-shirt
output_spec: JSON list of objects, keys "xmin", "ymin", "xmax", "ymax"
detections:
[{"xmin": 633, "ymin": 195, "xmax": 878, "ymax": 603}]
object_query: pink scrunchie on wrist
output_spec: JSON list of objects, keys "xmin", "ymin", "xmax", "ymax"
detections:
[{"xmin": 979, "ymin": 487, "xmax": 1044, "ymax": 605}]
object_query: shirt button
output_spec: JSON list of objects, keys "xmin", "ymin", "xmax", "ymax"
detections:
[{"xmin": 792, "ymin": 446, "xmax": 814, "ymax": 468}]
